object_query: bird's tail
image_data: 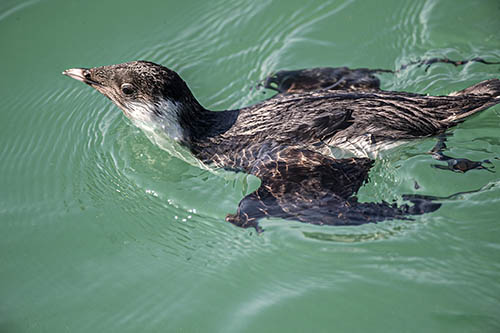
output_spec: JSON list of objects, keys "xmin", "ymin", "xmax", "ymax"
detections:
[
  {"xmin": 450, "ymin": 78, "xmax": 500, "ymax": 98},
  {"xmin": 444, "ymin": 79, "xmax": 500, "ymax": 123}
]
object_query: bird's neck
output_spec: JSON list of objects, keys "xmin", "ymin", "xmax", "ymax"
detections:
[
  {"xmin": 174, "ymin": 96, "xmax": 239, "ymax": 145},
  {"xmin": 141, "ymin": 93, "xmax": 237, "ymax": 150}
]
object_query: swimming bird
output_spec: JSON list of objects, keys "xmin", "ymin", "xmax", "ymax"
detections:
[{"xmin": 63, "ymin": 61, "xmax": 500, "ymax": 231}]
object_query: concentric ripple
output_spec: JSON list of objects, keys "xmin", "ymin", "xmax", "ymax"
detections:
[{"xmin": 2, "ymin": 0, "xmax": 500, "ymax": 331}]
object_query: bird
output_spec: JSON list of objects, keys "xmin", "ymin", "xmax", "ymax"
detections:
[{"xmin": 63, "ymin": 60, "xmax": 500, "ymax": 231}]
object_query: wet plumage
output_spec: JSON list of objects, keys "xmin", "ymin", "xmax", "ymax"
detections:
[{"xmin": 63, "ymin": 61, "xmax": 500, "ymax": 231}]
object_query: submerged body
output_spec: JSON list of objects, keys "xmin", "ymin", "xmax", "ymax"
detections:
[{"xmin": 63, "ymin": 61, "xmax": 500, "ymax": 230}]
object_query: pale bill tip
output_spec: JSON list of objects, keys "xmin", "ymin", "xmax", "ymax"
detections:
[{"xmin": 62, "ymin": 68, "xmax": 85, "ymax": 82}]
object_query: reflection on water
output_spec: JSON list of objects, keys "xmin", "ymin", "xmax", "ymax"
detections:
[{"xmin": 1, "ymin": 0, "xmax": 500, "ymax": 332}]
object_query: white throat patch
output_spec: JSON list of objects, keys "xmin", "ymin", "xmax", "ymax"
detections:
[
  {"xmin": 125, "ymin": 98, "xmax": 185, "ymax": 142},
  {"xmin": 121, "ymin": 98, "xmax": 208, "ymax": 169}
]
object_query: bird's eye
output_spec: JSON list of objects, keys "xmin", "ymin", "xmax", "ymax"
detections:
[
  {"xmin": 121, "ymin": 83, "xmax": 135, "ymax": 95},
  {"xmin": 83, "ymin": 71, "xmax": 92, "ymax": 80}
]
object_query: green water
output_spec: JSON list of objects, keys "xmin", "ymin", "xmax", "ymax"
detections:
[{"xmin": 1, "ymin": 0, "xmax": 500, "ymax": 332}]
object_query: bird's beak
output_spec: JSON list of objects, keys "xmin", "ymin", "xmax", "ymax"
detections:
[{"xmin": 62, "ymin": 68, "xmax": 101, "ymax": 86}]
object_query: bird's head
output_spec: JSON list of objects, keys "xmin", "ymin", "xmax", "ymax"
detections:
[{"xmin": 63, "ymin": 60, "xmax": 200, "ymax": 142}]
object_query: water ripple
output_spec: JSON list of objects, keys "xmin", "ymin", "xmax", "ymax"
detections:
[{"xmin": 2, "ymin": 1, "xmax": 500, "ymax": 331}]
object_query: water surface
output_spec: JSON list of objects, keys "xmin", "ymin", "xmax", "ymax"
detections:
[{"xmin": 1, "ymin": 0, "xmax": 500, "ymax": 332}]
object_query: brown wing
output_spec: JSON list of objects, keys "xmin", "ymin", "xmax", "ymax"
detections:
[
  {"xmin": 260, "ymin": 57, "xmax": 500, "ymax": 95},
  {"xmin": 261, "ymin": 67, "xmax": 384, "ymax": 94},
  {"xmin": 225, "ymin": 146, "xmax": 440, "ymax": 231}
]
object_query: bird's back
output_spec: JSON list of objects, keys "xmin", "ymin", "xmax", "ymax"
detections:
[{"xmin": 215, "ymin": 79, "xmax": 500, "ymax": 159}]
